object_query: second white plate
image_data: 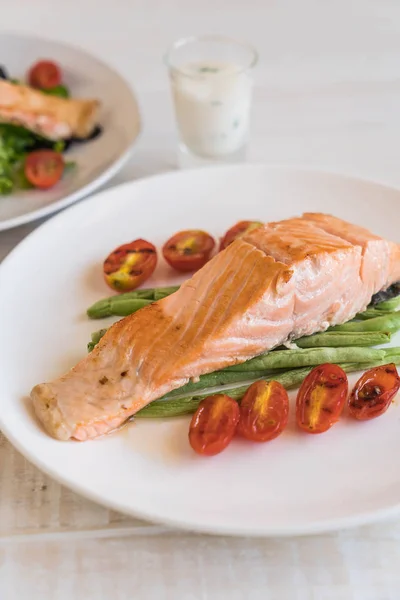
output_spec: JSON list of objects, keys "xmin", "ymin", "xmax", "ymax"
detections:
[
  {"xmin": 0, "ymin": 32, "xmax": 141, "ymax": 230},
  {"xmin": 0, "ymin": 165, "xmax": 399, "ymax": 537}
]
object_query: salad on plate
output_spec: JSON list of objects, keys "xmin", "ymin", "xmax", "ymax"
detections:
[{"xmin": 0, "ymin": 59, "xmax": 102, "ymax": 194}]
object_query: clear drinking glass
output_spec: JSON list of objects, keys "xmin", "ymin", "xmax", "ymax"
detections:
[{"xmin": 165, "ymin": 35, "xmax": 258, "ymax": 169}]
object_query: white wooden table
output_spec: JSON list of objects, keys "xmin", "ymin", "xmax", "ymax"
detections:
[{"xmin": 2, "ymin": 1, "xmax": 400, "ymax": 597}]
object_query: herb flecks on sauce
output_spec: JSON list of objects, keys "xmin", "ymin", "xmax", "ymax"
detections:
[{"xmin": 198, "ymin": 66, "xmax": 219, "ymax": 74}]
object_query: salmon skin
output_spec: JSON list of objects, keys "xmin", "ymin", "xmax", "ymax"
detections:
[{"xmin": 31, "ymin": 213, "xmax": 400, "ymax": 441}]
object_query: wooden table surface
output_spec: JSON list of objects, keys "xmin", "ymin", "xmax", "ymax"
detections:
[{"xmin": 2, "ymin": 1, "xmax": 400, "ymax": 597}]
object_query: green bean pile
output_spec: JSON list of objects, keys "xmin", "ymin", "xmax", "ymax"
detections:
[{"xmin": 85, "ymin": 288, "xmax": 400, "ymax": 418}]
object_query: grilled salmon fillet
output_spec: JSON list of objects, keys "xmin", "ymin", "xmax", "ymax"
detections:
[
  {"xmin": 0, "ymin": 80, "xmax": 99, "ymax": 140},
  {"xmin": 31, "ymin": 213, "xmax": 400, "ymax": 441}
]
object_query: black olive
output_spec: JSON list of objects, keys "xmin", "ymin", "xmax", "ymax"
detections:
[
  {"xmin": 85, "ymin": 124, "xmax": 103, "ymax": 141},
  {"xmin": 0, "ymin": 66, "xmax": 9, "ymax": 80},
  {"xmin": 62, "ymin": 139, "xmax": 73, "ymax": 152},
  {"xmin": 68, "ymin": 125, "xmax": 103, "ymax": 145},
  {"xmin": 370, "ymin": 281, "xmax": 400, "ymax": 305}
]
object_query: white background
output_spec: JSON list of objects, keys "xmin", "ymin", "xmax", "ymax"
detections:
[{"xmin": 1, "ymin": 1, "xmax": 400, "ymax": 598}]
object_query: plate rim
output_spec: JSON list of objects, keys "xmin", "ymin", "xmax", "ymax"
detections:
[
  {"xmin": 1, "ymin": 163, "xmax": 400, "ymax": 537},
  {"xmin": 3, "ymin": 407, "xmax": 400, "ymax": 538},
  {"xmin": 0, "ymin": 30, "xmax": 141, "ymax": 232}
]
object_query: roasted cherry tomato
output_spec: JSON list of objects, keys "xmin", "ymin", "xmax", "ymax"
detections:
[
  {"xmin": 296, "ymin": 364, "xmax": 348, "ymax": 434},
  {"xmin": 220, "ymin": 220, "xmax": 263, "ymax": 251},
  {"xmin": 28, "ymin": 60, "xmax": 62, "ymax": 89},
  {"xmin": 237, "ymin": 380, "xmax": 289, "ymax": 442},
  {"xmin": 189, "ymin": 394, "xmax": 240, "ymax": 456},
  {"xmin": 162, "ymin": 230, "xmax": 215, "ymax": 272},
  {"xmin": 24, "ymin": 150, "xmax": 64, "ymax": 189},
  {"xmin": 348, "ymin": 363, "xmax": 400, "ymax": 421},
  {"xmin": 103, "ymin": 239, "xmax": 157, "ymax": 292}
]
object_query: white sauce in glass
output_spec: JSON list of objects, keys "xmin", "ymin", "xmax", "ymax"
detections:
[{"xmin": 170, "ymin": 61, "xmax": 253, "ymax": 159}]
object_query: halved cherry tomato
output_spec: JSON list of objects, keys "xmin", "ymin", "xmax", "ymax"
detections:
[
  {"xmin": 103, "ymin": 239, "xmax": 157, "ymax": 292},
  {"xmin": 348, "ymin": 363, "xmax": 400, "ymax": 421},
  {"xmin": 24, "ymin": 150, "xmax": 64, "ymax": 189},
  {"xmin": 28, "ymin": 60, "xmax": 62, "ymax": 89},
  {"xmin": 189, "ymin": 394, "xmax": 240, "ymax": 456},
  {"xmin": 296, "ymin": 364, "xmax": 348, "ymax": 434},
  {"xmin": 237, "ymin": 380, "xmax": 289, "ymax": 442},
  {"xmin": 220, "ymin": 220, "xmax": 263, "ymax": 251},
  {"xmin": 162, "ymin": 230, "xmax": 215, "ymax": 272}
]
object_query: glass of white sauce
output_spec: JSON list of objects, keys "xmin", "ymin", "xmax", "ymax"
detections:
[{"xmin": 165, "ymin": 36, "xmax": 258, "ymax": 169}]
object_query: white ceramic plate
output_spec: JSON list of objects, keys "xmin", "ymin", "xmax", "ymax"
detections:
[
  {"xmin": 0, "ymin": 165, "xmax": 400, "ymax": 537},
  {"xmin": 0, "ymin": 32, "xmax": 140, "ymax": 231}
]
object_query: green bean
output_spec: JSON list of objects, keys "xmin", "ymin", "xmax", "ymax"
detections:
[
  {"xmin": 382, "ymin": 347, "xmax": 400, "ymax": 361},
  {"xmin": 124, "ymin": 286, "xmax": 180, "ymax": 300},
  {"xmin": 87, "ymin": 298, "xmax": 152, "ymax": 319},
  {"xmin": 88, "ymin": 328, "xmax": 106, "ymax": 351},
  {"xmin": 223, "ymin": 347, "xmax": 387, "ymax": 372},
  {"xmin": 137, "ymin": 367, "xmax": 312, "ymax": 418},
  {"xmin": 340, "ymin": 359, "xmax": 399, "ymax": 371},
  {"xmin": 296, "ymin": 331, "xmax": 391, "ymax": 348},
  {"xmin": 86, "ymin": 286, "xmax": 179, "ymax": 319},
  {"xmin": 147, "ymin": 285, "xmax": 179, "ymax": 297},
  {"xmin": 375, "ymin": 296, "xmax": 400, "ymax": 311},
  {"xmin": 164, "ymin": 370, "xmax": 266, "ymax": 398},
  {"xmin": 91, "ymin": 328, "xmax": 108, "ymax": 344},
  {"xmin": 136, "ymin": 354, "xmax": 400, "ymax": 418},
  {"xmin": 87, "ymin": 328, "xmax": 108, "ymax": 352},
  {"xmin": 330, "ymin": 313, "xmax": 400, "ymax": 333},
  {"xmin": 356, "ymin": 309, "xmax": 398, "ymax": 320},
  {"xmin": 134, "ymin": 396, "xmax": 203, "ymax": 418},
  {"xmin": 154, "ymin": 289, "xmax": 178, "ymax": 300}
]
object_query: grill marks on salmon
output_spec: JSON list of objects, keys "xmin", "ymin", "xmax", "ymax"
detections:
[
  {"xmin": 151, "ymin": 241, "xmax": 294, "ymax": 382},
  {"xmin": 30, "ymin": 213, "xmax": 400, "ymax": 441}
]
